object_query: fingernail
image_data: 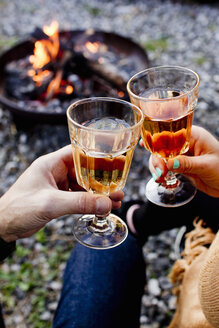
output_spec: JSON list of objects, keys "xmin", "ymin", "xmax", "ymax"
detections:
[
  {"xmin": 155, "ymin": 167, "xmax": 162, "ymax": 178},
  {"xmin": 173, "ymin": 159, "xmax": 180, "ymax": 169},
  {"xmin": 152, "ymin": 173, "xmax": 158, "ymax": 182},
  {"xmin": 96, "ymin": 198, "xmax": 110, "ymax": 214}
]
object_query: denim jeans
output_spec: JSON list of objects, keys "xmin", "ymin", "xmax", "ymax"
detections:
[{"xmin": 53, "ymin": 234, "xmax": 146, "ymax": 328}]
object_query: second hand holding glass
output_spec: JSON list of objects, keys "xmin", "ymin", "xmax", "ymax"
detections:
[{"xmin": 67, "ymin": 97, "xmax": 143, "ymax": 249}]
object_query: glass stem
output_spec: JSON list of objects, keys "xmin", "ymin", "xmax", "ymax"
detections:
[{"xmin": 90, "ymin": 214, "xmax": 110, "ymax": 232}]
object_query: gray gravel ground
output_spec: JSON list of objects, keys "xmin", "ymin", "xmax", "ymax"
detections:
[{"xmin": 0, "ymin": 0, "xmax": 218, "ymax": 327}]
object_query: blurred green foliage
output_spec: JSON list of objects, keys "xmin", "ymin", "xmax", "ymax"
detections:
[
  {"xmin": 84, "ymin": 4, "xmax": 102, "ymax": 16},
  {"xmin": 142, "ymin": 37, "xmax": 169, "ymax": 52},
  {"xmin": 0, "ymin": 227, "xmax": 73, "ymax": 328},
  {"xmin": 0, "ymin": 36, "xmax": 19, "ymax": 53}
]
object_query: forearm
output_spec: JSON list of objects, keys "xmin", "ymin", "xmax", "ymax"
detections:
[
  {"xmin": 0, "ymin": 195, "xmax": 16, "ymax": 261},
  {"xmin": 0, "ymin": 192, "xmax": 19, "ymax": 243}
]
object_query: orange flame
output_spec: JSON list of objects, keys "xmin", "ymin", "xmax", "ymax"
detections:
[
  {"xmin": 28, "ymin": 21, "xmax": 74, "ymax": 99},
  {"xmin": 28, "ymin": 21, "xmax": 60, "ymax": 89},
  {"xmin": 46, "ymin": 70, "xmax": 62, "ymax": 99},
  {"xmin": 43, "ymin": 20, "xmax": 59, "ymax": 37},
  {"xmin": 29, "ymin": 41, "xmax": 51, "ymax": 69},
  {"xmin": 65, "ymin": 85, "xmax": 74, "ymax": 94},
  {"xmin": 32, "ymin": 70, "xmax": 51, "ymax": 86},
  {"xmin": 85, "ymin": 41, "xmax": 100, "ymax": 54},
  {"xmin": 29, "ymin": 20, "xmax": 59, "ymax": 69},
  {"xmin": 118, "ymin": 91, "xmax": 125, "ymax": 98}
]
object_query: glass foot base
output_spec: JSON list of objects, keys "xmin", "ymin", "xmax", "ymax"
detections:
[
  {"xmin": 145, "ymin": 175, "xmax": 197, "ymax": 207},
  {"xmin": 73, "ymin": 214, "xmax": 128, "ymax": 249}
]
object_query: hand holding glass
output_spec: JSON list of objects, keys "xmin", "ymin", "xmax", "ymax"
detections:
[
  {"xmin": 127, "ymin": 66, "xmax": 200, "ymax": 207},
  {"xmin": 67, "ymin": 97, "xmax": 143, "ymax": 249}
]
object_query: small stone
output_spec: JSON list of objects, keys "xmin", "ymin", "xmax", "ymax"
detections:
[
  {"xmin": 157, "ymin": 300, "xmax": 168, "ymax": 313},
  {"xmin": 5, "ymin": 161, "xmax": 19, "ymax": 173},
  {"xmin": 49, "ymin": 281, "xmax": 62, "ymax": 291},
  {"xmin": 13, "ymin": 287, "xmax": 25, "ymax": 300},
  {"xmin": 147, "ymin": 279, "xmax": 161, "ymax": 296},
  {"xmin": 13, "ymin": 314, "xmax": 23, "ymax": 324},
  {"xmin": 35, "ymin": 243, "xmax": 43, "ymax": 251},
  {"xmin": 142, "ymin": 295, "xmax": 154, "ymax": 307},
  {"xmin": 152, "ymin": 322, "xmax": 160, "ymax": 328},
  {"xmin": 40, "ymin": 311, "xmax": 51, "ymax": 321},
  {"xmin": 19, "ymin": 133, "xmax": 28, "ymax": 144},
  {"xmin": 11, "ymin": 264, "xmax": 20, "ymax": 272},
  {"xmin": 158, "ymin": 276, "xmax": 172, "ymax": 290},
  {"xmin": 198, "ymin": 101, "xmax": 208, "ymax": 111},
  {"xmin": 48, "ymin": 302, "xmax": 58, "ymax": 311},
  {"xmin": 146, "ymin": 252, "xmax": 158, "ymax": 263},
  {"xmin": 140, "ymin": 315, "xmax": 149, "ymax": 324},
  {"xmin": 153, "ymin": 257, "xmax": 171, "ymax": 272}
]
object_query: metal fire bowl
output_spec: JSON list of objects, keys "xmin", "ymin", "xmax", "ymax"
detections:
[{"xmin": 0, "ymin": 30, "xmax": 150, "ymax": 125}]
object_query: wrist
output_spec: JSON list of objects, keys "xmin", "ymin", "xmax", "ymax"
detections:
[
  {"xmin": 0, "ymin": 232, "xmax": 17, "ymax": 243},
  {"xmin": 0, "ymin": 196, "xmax": 17, "ymax": 243}
]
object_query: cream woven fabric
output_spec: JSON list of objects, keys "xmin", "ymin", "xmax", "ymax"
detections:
[
  {"xmin": 199, "ymin": 229, "xmax": 219, "ymax": 327},
  {"xmin": 168, "ymin": 219, "xmax": 218, "ymax": 328}
]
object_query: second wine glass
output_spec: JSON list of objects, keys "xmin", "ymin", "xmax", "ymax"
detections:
[
  {"xmin": 127, "ymin": 66, "xmax": 200, "ymax": 207},
  {"xmin": 67, "ymin": 97, "xmax": 143, "ymax": 249}
]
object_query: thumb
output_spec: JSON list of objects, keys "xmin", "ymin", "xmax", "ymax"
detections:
[
  {"xmin": 48, "ymin": 190, "xmax": 112, "ymax": 219},
  {"xmin": 167, "ymin": 155, "xmax": 206, "ymax": 175}
]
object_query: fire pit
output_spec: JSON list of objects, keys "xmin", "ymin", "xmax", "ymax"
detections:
[{"xmin": 0, "ymin": 22, "xmax": 150, "ymax": 124}]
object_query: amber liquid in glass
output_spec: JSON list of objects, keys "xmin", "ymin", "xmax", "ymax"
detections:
[
  {"xmin": 72, "ymin": 117, "xmax": 135, "ymax": 195},
  {"xmin": 73, "ymin": 147, "xmax": 134, "ymax": 194},
  {"xmin": 140, "ymin": 89, "xmax": 193, "ymax": 159}
]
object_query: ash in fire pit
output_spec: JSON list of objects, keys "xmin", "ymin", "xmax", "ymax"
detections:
[{"xmin": 0, "ymin": 22, "xmax": 149, "ymax": 123}]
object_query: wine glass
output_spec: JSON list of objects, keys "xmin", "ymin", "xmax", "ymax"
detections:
[
  {"xmin": 67, "ymin": 97, "xmax": 143, "ymax": 249},
  {"xmin": 127, "ymin": 66, "xmax": 200, "ymax": 207}
]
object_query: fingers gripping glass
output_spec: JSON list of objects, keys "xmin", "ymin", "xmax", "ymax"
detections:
[
  {"xmin": 127, "ymin": 66, "xmax": 200, "ymax": 207},
  {"xmin": 67, "ymin": 97, "xmax": 143, "ymax": 249}
]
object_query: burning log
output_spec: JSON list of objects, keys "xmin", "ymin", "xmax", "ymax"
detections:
[
  {"xmin": 31, "ymin": 27, "xmax": 50, "ymax": 41},
  {"xmin": 45, "ymin": 50, "xmax": 72, "ymax": 101},
  {"xmin": 65, "ymin": 48, "xmax": 127, "ymax": 93},
  {"xmin": 4, "ymin": 57, "xmax": 52, "ymax": 100},
  {"xmin": 88, "ymin": 60, "xmax": 127, "ymax": 92}
]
